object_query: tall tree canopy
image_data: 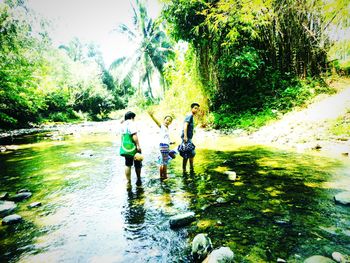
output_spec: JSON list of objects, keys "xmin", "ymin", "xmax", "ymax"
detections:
[
  {"xmin": 0, "ymin": 1, "xmax": 48, "ymax": 127},
  {"xmin": 162, "ymin": 0, "xmax": 341, "ymax": 114},
  {"xmin": 0, "ymin": 0, "xmax": 123, "ymax": 128},
  {"xmin": 110, "ymin": 0, "xmax": 174, "ymax": 101}
]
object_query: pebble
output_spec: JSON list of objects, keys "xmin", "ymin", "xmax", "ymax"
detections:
[{"xmin": 332, "ymin": 251, "xmax": 345, "ymax": 263}]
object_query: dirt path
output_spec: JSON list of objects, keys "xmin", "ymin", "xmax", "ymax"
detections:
[{"xmin": 244, "ymin": 79, "xmax": 350, "ymax": 158}]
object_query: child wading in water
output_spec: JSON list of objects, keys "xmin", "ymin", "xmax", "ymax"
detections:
[{"xmin": 148, "ymin": 110, "xmax": 174, "ymax": 179}]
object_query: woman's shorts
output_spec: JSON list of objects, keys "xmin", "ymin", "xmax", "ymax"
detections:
[
  {"xmin": 125, "ymin": 156, "xmax": 142, "ymax": 168},
  {"xmin": 159, "ymin": 143, "xmax": 170, "ymax": 165}
]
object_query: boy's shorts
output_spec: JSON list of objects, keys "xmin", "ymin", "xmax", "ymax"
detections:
[{"xmin": 125, "ymin": 156, "xmax": 142, "ymax": 168}]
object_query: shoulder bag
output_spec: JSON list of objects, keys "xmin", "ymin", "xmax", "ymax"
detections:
[{"xmin": 120, "ymin": 133, "xmax": 137, "ymax": 157}]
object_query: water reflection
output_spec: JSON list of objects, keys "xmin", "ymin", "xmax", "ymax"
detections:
[
  {"xmin": 123, "ymin": 183, "xmax": 146, "ymax": 238},
  {"xmin": 1, "ymin": 127, "xmax": 350, "ymax": 262},
  {"xmin": 183, "ymin": 147, "xmax": 350, "ymax": 262}
]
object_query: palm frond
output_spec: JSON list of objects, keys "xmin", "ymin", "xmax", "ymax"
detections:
[
  {"xmin": 109, "ymin": 57, "xmax": 127, "ymax": 70},
  {"xmin": 111, "ymin": 0, "xmax": 174, "ymax": 99}
]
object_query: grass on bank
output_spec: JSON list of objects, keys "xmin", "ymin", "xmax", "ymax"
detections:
[
  {"xmin": 210, "ymin": 76, "xmax": 350, "ymax": 132},
  {"xmin": 329, "ymin": 109, "xmax": 350, "ymax": 137}
]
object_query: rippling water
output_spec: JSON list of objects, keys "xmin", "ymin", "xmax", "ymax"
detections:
[{"xmin": 1, "ymin": 121, "xmax": 350, "ymax": 262}]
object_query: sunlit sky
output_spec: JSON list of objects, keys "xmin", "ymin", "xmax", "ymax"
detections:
[{"xmin": 26, "ymin": 0, "xmax": 162, "ymax": 67}]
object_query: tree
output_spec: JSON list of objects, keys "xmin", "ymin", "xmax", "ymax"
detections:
[
  {"xmin": 0, "ymin": 1, "xmax": 47, "ymax": 127},
  {"xmin": 110, "ymin": 0, "xmax": 174, "ymax": 101},
  {"xmin": 162, "ymin": 0, "xmax": 335, "ymax": 112}
]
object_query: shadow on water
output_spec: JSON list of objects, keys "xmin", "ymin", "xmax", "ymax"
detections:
[
  {"xmin": 1, "ymin": 129, "xmax": 350, "ymax": 262},
  {"xmin": 177, "ymin": 146, "xmax": 350, "ymax": 262}
]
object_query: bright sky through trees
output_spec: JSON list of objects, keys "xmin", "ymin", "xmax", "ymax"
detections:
[{"xmin": 26, "ymin": 0, "xmax": 162, "ymax": 66}]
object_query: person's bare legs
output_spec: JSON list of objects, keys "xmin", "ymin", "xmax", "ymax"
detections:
[
  {"xmin": 189, "ymin": 157, "xmax": 194, "ymax": 173},
  {"xmin": 160, "ymin": 165, "xmax": 167, "ymax": 179},
  {"xmin": 159, "ymin": 166, "xmax": 163, "ymax": 177},
  {"xmin": 125, "ymin": 166, "xmax": 131, "ymax": 180},
  {"xmin": 163, "ymin": 165, "xmax": 167, "ymax": 178},
  {"xmin": 125, "ymin": 166, "xmax": 132, "ymax": 189},
  {"xmin": 135, "ymin": 167, "xmax": 141, "ymax": 185},
  {"xmin": 182, "ymin": 158, "xmax": 188, "ymax": 174}
]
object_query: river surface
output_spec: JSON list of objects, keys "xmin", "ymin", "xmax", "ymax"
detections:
[{"xmin": 1, "ymin": 121, "xmax": 350, "ymax": 262}]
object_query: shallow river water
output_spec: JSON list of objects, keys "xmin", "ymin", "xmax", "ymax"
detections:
[{"xmin": 1, "ymin": 121, "xmax": 350, "ymax": 262}]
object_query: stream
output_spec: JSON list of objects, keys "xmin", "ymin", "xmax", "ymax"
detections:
[{"xmin": 1, "ymin": 120, "xmax": 350, "ymax": 262}]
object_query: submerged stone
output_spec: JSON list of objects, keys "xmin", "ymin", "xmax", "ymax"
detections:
[
  {"xmin": 17, "ymin": 189, "xmax": 30, "ymax": 193},
  {"xmin": 28, "ymin": 202, "xmax": 41, "ymax": 208},
  {"xmin": 304, "ymin": 255, "xmax": 336, "ymax": 263},
  {"xmin": 191, "ymin": 233, "xmax": 213, "ymax": 261},
  {"xmin": 0, "ymin": 201, "xmax": 17, "ymax": 217},
  {"xmin": 332, "ymin": 251, "xmax": 346, "ymax": 263},
  {"xmin": 334, "ymin": 191, "xmax": 350, "ymax": 205},
  {"xmin": 2, "ymin": 214, "xmax": 22, "ymax": 225},
  {"xmin": 0, "ymin": 192, "xmax": 9, "ymax": 200},
  {"xmin": 169, "ymin": 212, "xmax": 196, "ymax": 229},
  {"xmin": 203, "ymin": 246, "xmax": 234, "ymax": 263},
  {"xmin": 224, "ymin": 171, "xmax": 237, "ymax": 181},
  {"xmin": 10, "ymin": 192, "xmax": 32, "ymax": 202}
]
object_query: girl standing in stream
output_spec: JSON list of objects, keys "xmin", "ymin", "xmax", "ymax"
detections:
[{"xmin": 148, "ymin": 110, "xmax": 175, "ymax": 179}]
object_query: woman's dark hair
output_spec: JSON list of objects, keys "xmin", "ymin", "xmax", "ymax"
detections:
[
  {"xmin": 124, "ymin": 111, "xmax": 136, "ymax": 120},
  {"xmin": 191, "ymin": 103, "xmax": 200, "ymax": 108},
  {"xmin": 164, "ymin": 115, "xmax": 173, "ymax": 121}
]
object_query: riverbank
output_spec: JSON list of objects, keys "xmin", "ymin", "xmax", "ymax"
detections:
[
  {"xmin": 1, "ymin": 78, "xmax": 350, "ymax": 159},
  {"xmin": 241, "ymin": 77, "xmax": 350, "ymax": 159}
]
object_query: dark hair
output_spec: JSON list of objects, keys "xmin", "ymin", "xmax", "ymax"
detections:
[
  {"xmin": 164, "ymin": 115, "xmax": 173, "ymax": 121},
  {"xmin": 124, "ymin": 111, "xmax": 136, "ymax": 120},
  {"xmin": 191, "ymin": 103, "xmax": 200, "ymax": 108}
]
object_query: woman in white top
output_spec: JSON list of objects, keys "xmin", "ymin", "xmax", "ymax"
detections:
[{"xmin": 148, "ymin": 110, "xmax": 174, "ymax": 179}]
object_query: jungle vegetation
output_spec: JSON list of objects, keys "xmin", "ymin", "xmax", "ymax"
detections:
[{"xmin": 0, "ymin": 0, "xmax": 349, "ymax": 130}]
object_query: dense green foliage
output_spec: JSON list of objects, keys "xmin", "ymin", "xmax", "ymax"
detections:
[
  {"xmin": 0, "ymin": 2, "xmax": 47, "ymax": 127},
  {"xmin": 1, "ymin": 0, "xmax": 349, "ymax": 130},
  {"xmin": 0, "ymin": 1, "xmax": 127, "ymax": 129},
  {"xmin": 162, "ymin": 0, "xmax": 349, "ymax": 129}
]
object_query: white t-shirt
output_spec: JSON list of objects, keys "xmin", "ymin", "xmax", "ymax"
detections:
[
  {"xmin": 160, "ymin": 124, "xmax": 170, "ymax": 145},
  {"xmin": 120, "ymin": 120, "xmax": 137, "ymax": 135}
]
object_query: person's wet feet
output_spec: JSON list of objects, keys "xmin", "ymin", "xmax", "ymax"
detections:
[
  {"xmin": 160, "ymin": 175, "xmax": 168, "ymax": 181},
  {"xmin": 136, "ymin": 178, "xmax": 142, "ymax": 187}
]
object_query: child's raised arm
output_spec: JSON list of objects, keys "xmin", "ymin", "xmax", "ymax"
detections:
[{"xmin": 147, "ymin": 110, "xmax": 161, "ymax": 128}]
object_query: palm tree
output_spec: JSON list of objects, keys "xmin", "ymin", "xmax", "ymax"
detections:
[{"xmin": 109, "ymin": 0, "xmax": 174, "ymax": 101}]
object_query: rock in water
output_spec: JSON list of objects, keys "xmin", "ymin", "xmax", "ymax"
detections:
[
  {"xmin": 169, "ymin": 212, "xmax": 196, "ymax": 229},
  {"xmin": 28, "ymin": 202, "xmax": 41, "ymax": 208},
  {"xmin": 334, "ymin": 191, "xmax": 350, "ymax": 205},
  {"xmin": 224, "ymin": 171, "xmax": 237, "ymax": 181},
  {"xmin": 304, "ymin": 255, "xmax": 336, "ymax": 263},
  {"xmin": 191, "ymin": 233, "xmax": 213, "ymax": 261},
  {"xmin": 2, "ymin": 214, "xmax": 22, "ymax": 225},
  {"xmin": 203, "ymin": 247, "xmax": 234, "ymax": 263},
  {"xmin": 0, "ymin": 201, "xmax": 17, "ymax": 217},
  {"xmin": 332, "ymin": 252, "xmax": 345, "ymax": 263},
  {"xmin": 10, "ymin": 192, "xmax": 32, "ymax": 202},
  {"xmin": 0, "ymin": 192, "xmax": 9, "ymax": 200}
]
